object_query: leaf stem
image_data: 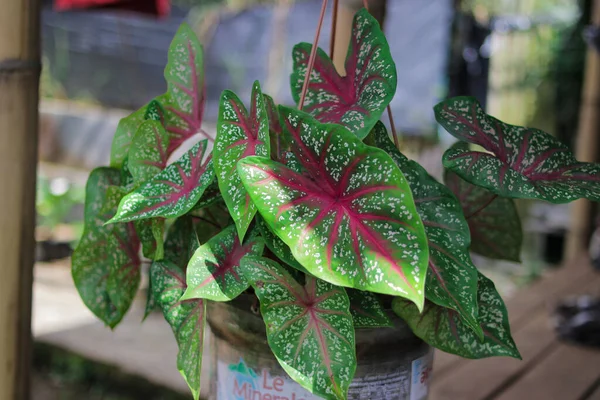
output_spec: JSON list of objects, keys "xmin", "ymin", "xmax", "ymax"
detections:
[
  {"xmin": 299, "ymin": 0, "xmax": 329, "ymax": 110},
  {"xmin": 329, "ymin": 0, "xmax": 339, "ymax": 59},
  {"xmin": 466, "ymin": 194, "xmax": 498, "ymax": 220},
  {"xmin": 387, "ymin": 105, "xmax": 400, "ymax": 149},
  {"xmin": 362, "ymin": 0, "xmax": 369, "ymax": 10}
]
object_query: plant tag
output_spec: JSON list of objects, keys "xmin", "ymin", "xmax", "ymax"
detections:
[{"xmin": 410, "ymin": 350, "xmax": 434, "ymax": 400}]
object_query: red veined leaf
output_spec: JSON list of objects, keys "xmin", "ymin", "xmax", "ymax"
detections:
[
  {"xmin": 150, "ymin": 260, "xmax": 205, "ymax": 400},
  {"xmin": 255, "ymin": 214, "xmax": 308, "ymax": 274},
  {"xmin": 238, "ymin": 107, "xmax": 429, "ymax": 309},
  {"xmin": 240, "ymin": 256, "xmax": 356, "ymax": 400},
  {"xmin": 163, "ymin": 23, "xmax": 210, "ymax": 153},
  {"xmin": 290, "ymin": 8, "xmax": 397, "ymax": 139},
  {"xmin": 128, "ymin": 120, "xmax": 170, "ymax": 185},
  {"xmin": 436, "ymin": 96, "xmax": 600, "ymax": 203},
  {"xmin": 109, "ymin": 140, "xmax": 215, "ymax": 222},
  {"xmin": 144, "ymin": 97, "xmax": 166, "ymax": 123},
  {"xmin": 181, "ymin": 225, "xmax": 264, "ymax": 301},
  {"xmin": 445, "ymin": 158, "xmax": 522, "ymax": 262},
  {"xmin": 368, "ymin": 123, "xmax": 481, "ymax": 337},
  {"xmin": 72, "ymin": 168, "xmax": 141, "ymax": 328},
  {"xmin": 346, "ymin": 289, "xmax": 391, "ymax": 328},
  {"xmin": 214, "ymin": 81, "xmax": 270, "ymax": 241},
  {"xmin": 393, "ymin": 272, "xmax": 521, "ymax": 359},
  {"xmin": 263, "ymin": 93, "xmax": 286, "ymax": 161}
]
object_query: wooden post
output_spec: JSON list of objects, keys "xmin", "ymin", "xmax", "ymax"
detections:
[
  {"xmin": 0, "ymin": 0, "xmax": 41, "ymax": 398},
  {"xmin": 565, "ymin": 0, "xmax": 600, "ymax": 261}
]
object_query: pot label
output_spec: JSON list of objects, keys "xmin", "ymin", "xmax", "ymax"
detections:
[
  {"xmin": 217, "ymin": 358, "xmax": 321, "ymax": 400},
  {"xmin": 410, "ymin": 350, "xmax": 434, "ymax": 400}
]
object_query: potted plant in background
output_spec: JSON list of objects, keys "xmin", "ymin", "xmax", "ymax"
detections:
[{"xmin": 72, "ymin": 4, "xmax": 600, "ymax": 400}]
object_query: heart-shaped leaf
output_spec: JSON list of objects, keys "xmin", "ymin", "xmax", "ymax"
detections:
[
  {"xmin": 163, "ymin": 23, "xmax": 209, "ymax": 152},
  {"xmin": 110, "ymin": 106, "xmax": 147, "ymax": 168},
  {"xmin": 393, "ymin": 272, "xmax": 521, "ymax": 359},
  {"xmin": 164, "ymin": 215, "xmax": 199, "ymax": 269},
  {"xmin": 290, "ymin": 8, "xmax": 396, "ymax": 139},
  {"xmin": 72, "ymin": 168, "xmax": 141, "ymax": 328},
  {"xmin": 109, "ymin": 140, "xmax": 214, "ymax": 223},
  {"xmin": 263, "ymin": 93, "xmax": 285, "ymax": 161},
  {"xmin": 151, "ymin": 260, "xmax": 205, "ymax": 400},
  {"xmin": 436, "ymin": 96, "xmax": 600, "ymax": 203},
  {"xmin": 347, "ymin": 289, "xmax": 391, "ymax": 328},
  {"xmin": 368, "ymin": 123, "xmax": 481, "ymax": 336},
  {"xmin": 135, "ymin": 219, "xmax": 165, "ymax": 260},
  {"xmin": 241, "ymin": 256, "xmax": 356, "ymax": 400},
  {"xmin": 445, "ymin": 161, "xmax": 522, "ymax": 262},
  {"xmin": 255, "ymin": 214, "xmax": 307, "ymax": 274},
  {"xmin": 238, "ymin": 107, "xmax": 429, "ymax": 309},
  {"xmin": 214, "ymin": 81, "xmax": 270, "ymax": 241},
  {"xmin": 181, "ymin": 225, "xmax": 264, "ymax": 301},
  {"xmin": 128, "ymin": 120, "xmax": 171, "ymax": 185}
]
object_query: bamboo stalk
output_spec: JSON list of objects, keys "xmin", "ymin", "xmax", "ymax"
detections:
[
  {"xmin": 565, "ymin": 0, "xmax": 600, "ymax": 261},
  {"xmin": 0, "ymin": 0, "xmax": 41, "ymax": 398}
]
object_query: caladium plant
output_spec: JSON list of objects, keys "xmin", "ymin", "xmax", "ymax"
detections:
[{"xmin": 72, "ymin": 8, "xmax": 600, "ymax": 400}]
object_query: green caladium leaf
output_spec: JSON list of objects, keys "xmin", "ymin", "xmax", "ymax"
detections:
[
  {"xmin": 239, "ymin": 107, "xmax": 429, "ymax": 309},
  {"xmin": 263, "ymin": 93, "xmax": 285, "ymax": 161},
  {"xmin": 145, "ymin": 97, "xmax": 167, "ymax": 123},
  {"xmin": 436, "ymin": 96, "xmax": 600, "ymax": 203},
  {"xmin": 72, "ymin": 168, "xmax": 141, "ymax": 328},
  {"xmin": 151, "ymin": 260, "xmax": 205, "ymax": 400},
  {"xmin": 214, "ymin": 81, "xmax": 270, "ymax": 241},
  {"xmin": 128, "ymin": 120, "xmax": 171, "ymax": 185},
  {"xmin": 445, "ymin": 161, "xmax": 522, "ymax": 262},
  {"xmin": 164, "ymin": 215, "xmax": 199, "ymax": 269},
  {"xmin": 110, "ymin": 106, "xmax": 146, "ymax": 169},
  {"xmin": 255, "ymin": 214, "xmax": 307, "ymax": 274},
  {"xmin": 109, "ymin": 140, "xmax": 214, "ymax": 223},
  {"xmin": 163, "ymin": 23, "xmax": 209, "ymax": 153},
  {"xmin": 368, "ymin": 123, "xmax": 481, "ymax": 336},
  {"xmin": 241, "ymin": 256, "xmax": 356, "ymax": 400},
  {"xmin": 393, "ymin": 272, "xmax": 521, "ymax": 359},
  {"xmin": 135, "ymin": 219, "xmax": 165, "ymax": 260},
  {"xmin": 181, "ymin": 225, "xmax": 264, "ymax": 301},
  {"xmin": 347, "ymin": 289, "xmax": 392, "ymax": 328},
  {"xmin": 290, "ymin": 8, "xmax": 396, "ymax": 139}
]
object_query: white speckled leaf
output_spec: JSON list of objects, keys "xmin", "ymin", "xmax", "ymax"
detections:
[
  {"xmin": 393, "ymin": 272, "xmax": 521, "ymax": 359},
  {"xmin": 110, "ymin": 106, "xmax": 146, "ymax": 169},
  {"xmin": 263, "ymin": 94, "xmax": 286, "ymax": 161},
  {"xmin": 151, "ymin": 260, "xmax": 205, "ymax": 400},
  {"xmin": 72, "ymin": 168, "xmax": 141, "ymax": 328},
  {"xmin": 215, "ymin": 81, "xmax": 270, "ymax": 241},
  {"xmin": 290, "ymin": 8, "xmax": 396, "ymax": 139},
  {"xmin": 445, "ymin": 159, "xmax": 522, "ymax": 263},
  {"xmin": 181, "ymin": 225, "xmax": 264, "ymax": 301},
  {"xmin": 163, "ymin": 23, "xmax": 210, "ymax": 152},
  {"xmin": 346, "ymin": 289, "xmax": 391, "ymax": 328},
  {"xmin": 240, "ymin": 256, "xmax": 356, "ymax": 400},
  {"xmin": 109, "ymin": 140, "xmax": 214, "ymax": 222},
  {"xmin": 128, "ymin": 120, "xmax": 170, "ymax": 185},
  {"xmin": 164, "ymin": 215, "xmax": 199, "ymax": 269},
  {"xmin": 368, "ymin": 123, "xmax": 481, "ymax": 337},
  {"xmin": 238, "ymin": 107, "xmax": 429, "ymax": 309},
  {"xmin": 436, "ymin": 97, "xmax": 600, "ymax": 203},
  {"xmin": 256, "ymin": 214, "xmax": 307, "ymax": 274}
]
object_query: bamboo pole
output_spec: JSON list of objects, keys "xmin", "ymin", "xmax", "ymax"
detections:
[
  {"xmin": 0, "ymin": 0, "xmax": 41, "ymax": 398},
  {"xmin": 565, "ymin": 0, "xmax": 600, "ymax": 261}
]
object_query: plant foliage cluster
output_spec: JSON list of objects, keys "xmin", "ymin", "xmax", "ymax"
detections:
[{"xmin": 72, "ymin": 8, "xmax": 600, "ymax": 400}]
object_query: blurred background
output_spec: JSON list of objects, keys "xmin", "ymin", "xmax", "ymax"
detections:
[{"xmin": 32, "ymin": 0, "xmax": 595, "ymax": 398}]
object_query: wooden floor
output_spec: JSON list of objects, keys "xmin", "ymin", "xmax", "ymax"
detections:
[{"xmin": 430, "ymin": 256, "xmax": 600, "ymax": 400}]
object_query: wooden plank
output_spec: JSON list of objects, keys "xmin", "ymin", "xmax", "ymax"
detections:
[
  {"xmin": 433, "ymin": 257, "xmax": 593, "ymax": 377},
  {"xmin": 494, "ymin": 343, "xmax": 600, "ymax": 400},
  {"xmin": 0, "ymin": 1, "xmax": 41, "ymax": 399},
  {"xmin": 431, "ymin": 267, "xmax": 600, "ymax": 400}
]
